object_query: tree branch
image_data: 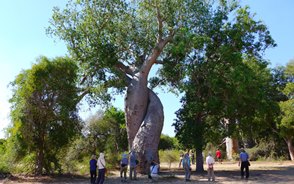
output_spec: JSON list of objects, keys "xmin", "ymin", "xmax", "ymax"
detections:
[
  {"xmin": 77, "ymin": 88, "xmax": 90, "ymax": 102},
  {"xmin": 155, "ymin": 60, "xmax": 164, "ymax": 64},
  {"xmin": 156, "ymin": 4, "xmax": 163, "ymax": 42},
  {"xmin": 115, "ymin": 62, "xmax": 135, "ymax": 76}
]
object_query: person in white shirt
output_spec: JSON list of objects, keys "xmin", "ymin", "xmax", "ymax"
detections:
[
  {"xmin": 96, "ymin": 152, "xmax": 106, "ymax": 184},
  {"xmin": 206, "ymin": 152, "xmax": 215, "ymax": 181}
]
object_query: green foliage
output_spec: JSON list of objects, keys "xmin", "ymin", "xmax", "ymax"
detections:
[
  {"xmin": 246, "ymin": 139, "xmax": 289, "ymax": 161},
  {"xmin": 61, "ymin": 107, "xmax": 127, "ymax": 172},
  {"xmin": 172, "ymin": 1, "xmax": 277, "ymax": 147},
  {"xmin": 0, "ymin": 139, "xmax": 9, "ymax": 173},
  {"xmin": 275, "ymin": 60, "xmax": 294, "ymax": 160},
  {"xmin": 159, "ymin": 149, "xmax": 180, "ymax": 170},
  {"xmin": 278, "ymin": 60, "xmax": 294, "ymax": 138},
  {"xmin": 158, "ymin": 134, "xmax": 179, "ymax": 150},
  {"xmin": 13, "ymin": 153, "xmax": 36, "ymax": 174},
  {"xmin": 8, "ymin": 56, "xmax": 82, "ymax": 174}
]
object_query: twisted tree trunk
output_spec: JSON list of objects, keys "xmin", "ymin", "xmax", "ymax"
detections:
[{"xmin": 125, "ymin": 73, "xmax": 164, "ymax": 173}]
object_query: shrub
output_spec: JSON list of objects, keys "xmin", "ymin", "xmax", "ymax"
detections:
[{"xmin": 159, "ymin": 149, "xmax": 180, "ymax": 170}]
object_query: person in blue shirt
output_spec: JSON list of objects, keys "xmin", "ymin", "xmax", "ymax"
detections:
[
  {"xmin": 129, "ymin": 150, "xmax": 137, "ymax": 180},
  {"xmin": 89, "ymin": 155, "xmax": 97, "ymax": 184},
  {"xmin": 120, "ymin": 153, "xmax": 129, "ymax": 182},
  {"xmin": 181, "ymin": 152, "xmax": 191, "ymax": 182},
  {"xmin": 238, "ymin": 148, "xmax": 250, "ymax": 179}
]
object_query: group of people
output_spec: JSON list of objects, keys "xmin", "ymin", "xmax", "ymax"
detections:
[
  {"xmin": 90, "ymin": 148, "xmax": 250, "ymax": 183},
  {"xmin": 90, "ymin": 153, "xmax": 106, "ymax": 184},
  {"xmin": 89, "ymin": 150, "xmax": 159, "ymax": 184},
  {"xmin": 120, "ymin": 150, "xmax": 139, "ymax": 182},
  {"xmin": 179, "ymin": 148, "xmax": 250, "ymax": 182},
  {"xmin": 120, "ymin": 150, "xmax": 160, "ymax": 182}
]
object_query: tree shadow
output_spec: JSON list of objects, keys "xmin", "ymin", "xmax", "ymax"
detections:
[{"xmin": 159, "ymin": 166, "xmax": 294, "ymax": 183}]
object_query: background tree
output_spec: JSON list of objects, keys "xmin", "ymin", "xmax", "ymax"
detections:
[
  {"xmin": 171, "ymin": 4, "xmax": 276, "ymax": 171},
  {"xmin": 62, "ymin": 107, "xmax": 127, "ymax": 172},
  {"xmin": 9, "ymin": 56, "xmax": 81, "ymax": 175},
  {"xmin": 277, "ymin": 60, "xmax": 294, "ymax": 160},
  {"xmin": 158, "ymin": 134, "xmax": 179, "ymax": 150}
]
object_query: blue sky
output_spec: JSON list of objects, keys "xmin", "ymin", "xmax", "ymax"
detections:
[{"xmin": 0, "ymin": 0, "xmax": 293, "ymax": 138}]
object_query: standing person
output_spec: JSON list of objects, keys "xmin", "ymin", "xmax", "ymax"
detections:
[
  {"xmin": 206, "ymin": 152, "xmax": 215, "ymax": 181},
  {"xmin": 96, "ymin": 152, "xmax": 106, "ymax": 184},
  {"xmin": 120, "ymin": 153, "xmax": 128, "ymax": 182},
  {"xmin": 238, "ymin": 148, "xmax": 250, "ymax": 179},
  {"xmin": 182, "ymin": 152, "xmax": 191, "ymax": 182},
  {"xmin": 89, "ymin": 155, "xmax": 97, "ymax": 184},
  {"xmin": 129, "ymin": 150, "xmax": 137, "ymax": 180},
  {"xmin": 216, "ymin": 148, "xmax": 222, "ymax": 163}
]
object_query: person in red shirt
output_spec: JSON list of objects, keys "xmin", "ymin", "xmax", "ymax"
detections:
[{"xmin": 216, "ymin": 148, "xmax": 222, "ymax": 163}]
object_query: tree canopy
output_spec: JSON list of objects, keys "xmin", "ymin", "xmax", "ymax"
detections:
[
  {"xmin": 8, "ymin": 56, "xmax": 82, "ymax": 174},
  {"xmin": 170, "ymin": 1, "xmax": 277, "ymax": 171},
  {"xmin": 277, "ymin": 60, "xmax": 294, "ymax": 160}
]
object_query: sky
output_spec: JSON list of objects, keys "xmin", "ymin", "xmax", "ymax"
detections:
[{"xmin": 0, "ymin": 0, "xmax": 294, "ymax": 139}]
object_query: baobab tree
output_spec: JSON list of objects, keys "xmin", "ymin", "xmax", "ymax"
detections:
[{"xmin": 48, "ymin": 0, "xmax": 275, "ymax": 171}]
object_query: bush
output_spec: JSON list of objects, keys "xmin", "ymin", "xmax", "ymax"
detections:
[
  {"xmin": 159, "ymin": 149, "xmax": 180, "ymax": 170},
  {"xmin": 13, "ymin": 153, "xmax": 35, "ymax": 174},
  {"xmin": 246, "ymin": 139, "xmax": 288, "ymax": 161},
  {"xmin": 159, "ymin": 135, "xmax": 180, "ymax": 150}
]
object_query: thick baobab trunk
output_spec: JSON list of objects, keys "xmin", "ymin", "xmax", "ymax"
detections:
[
  {"xmin": 125, "ymin": 74, "xmax": 164, "ymax": 173},
  {"xmin": 132, "ymin": 90, "xmax": 164, "ymax": 173},
  {"xmin": 285, "ymin": 138, "xmax": 294, "ymax": 161},
  {"xmin": 125, "ymin": 74, "xmax": 149, "ymax": 149}
]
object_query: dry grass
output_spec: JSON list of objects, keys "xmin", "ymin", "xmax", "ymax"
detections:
[{"xmin": 1, "ymin": 161, "xmax": 293, "ymax": 184}]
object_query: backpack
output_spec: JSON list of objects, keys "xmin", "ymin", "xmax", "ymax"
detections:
[{"xmin": 121, "ymin": 157, "xmax": 128, "ymax": 167}]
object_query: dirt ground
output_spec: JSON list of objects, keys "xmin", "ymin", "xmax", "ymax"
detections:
[{"xmin": 1, "ymin": 161, "xmax": 293, "ymax": 184}]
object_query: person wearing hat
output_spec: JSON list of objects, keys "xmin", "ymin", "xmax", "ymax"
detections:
[
  {"xmin": 206, "ymin": 152, "xmax": 215, "ymax": 181},
  {"xmin": 238, "ymin": 148, "xmax": 250, "ymax": 179},
  {"xmin": 120, "ymin": 153, "xmax": 129, "ymax": 182}
]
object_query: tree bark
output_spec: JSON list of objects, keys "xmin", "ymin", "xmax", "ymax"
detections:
[
  {"xmin": 125, "ymin": 75, "xmax": 164, "ymax": 173},
  {"xmin": 35, "ymin": 141, "xmax": 45, "ymax": 175},
  {"xmin": 285, "ymin": 138, "xmax": 294, "ymax": 161},
  {"xmin": 195, "ymin": 148, "xmax": 204, "ymax": 172},
  {"xmin": 132, "ymin": 89, "xmax": 164, "ymax": 173},
  {"xmin": 125, "ymin": 74, "xmax": 148, "ymax": 149}
]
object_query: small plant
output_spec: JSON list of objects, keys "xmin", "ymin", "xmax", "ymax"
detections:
[{"xmin": 159, "ymin": 149, "xmax": 179, "ymax": 171}]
